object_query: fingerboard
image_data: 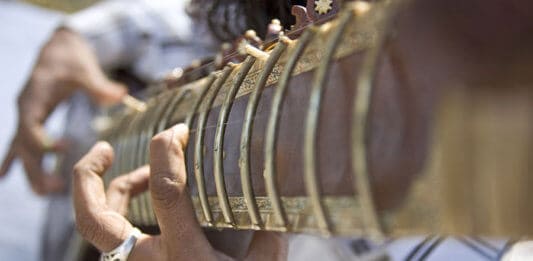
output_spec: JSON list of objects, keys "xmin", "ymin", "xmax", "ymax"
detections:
[{"xmin": 101, "ymin": 1, "xmax": 400, "ymax": 237}]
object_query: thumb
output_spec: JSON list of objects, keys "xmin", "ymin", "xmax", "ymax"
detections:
[{"xmin": 148, "ymin": 124, "xmax": 201, "ymax": 240}]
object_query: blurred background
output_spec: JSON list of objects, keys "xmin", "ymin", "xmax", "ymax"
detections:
[{"xmin": 0, "ymin": 1, "xmax": 69, "ymax": 260}]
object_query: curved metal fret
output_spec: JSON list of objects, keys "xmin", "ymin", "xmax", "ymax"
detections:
[
  {"xmin": 239, "ymin": 41, "xmax": 288, "ymax": 229},
  {"xmin": 194, "ymin": 67, "xmax": 234, "ymax": 224},
  {"xmin": 303, "ymin": 11, "xmax": 354, "ymax": 234},
  {"xmin": 138, "ymin": 98, "xmax": 171, "ymax": 225},
  {"xmin": 214, "ymin": 57, "xmax": 256, "ymax": 225},
  {"xmin": 143, "ymin": 92, "xmax": 187, "ymax": 224},
  {"xmin": 125, "ymin": 113, "xmax": 144, "ymax": 222},
  {"xmin": 185, "ymin": 75, "xmax": 216, "ymax": 128},
  {"xmin": 182, "ymin": 75, "xmax": 216, "ymax": 225},
  {"xmin": 119, "ymin": 112, "xmax": 145, "ymax": 224},
  {"xmin": 132, "ymin": 106, "xmax": 155, "ymax": 223},
  {"xmin": 119, "ymin": 136, "xmax": 137, "ymax": 224},
  {"xmin": 264, "ymin": 30, "xmax": 316, "ymax": 229},
  {"xmin": 156, "ymin": 89, "xmax": 190, "ymax": 131},
  {"xmin": 351, "ymin": 3, "xmax": 391, "ymax": 237},
  {"xmin": 103, "ymin": 113, "xmax": 129, "ymax": 185},
  {"xmin": 134, "ymin": 114, "xmax": 151, "ymax": 225}
]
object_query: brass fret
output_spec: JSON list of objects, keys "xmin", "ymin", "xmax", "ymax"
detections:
[
  {"xmin": 101, "ymin": 1, "xmax": 393, "ymax": 236},
  {"xmin": 350, "ymin": 1, "xmax": 397, "ymax": 238},
  {"xmin": 194, "ymin": 67, "xmax": 234, "ymax": 225},
  {"xmin": 303, "ymin": 11, "xmax": 357, "ymax": 235},
  {"xmin": 214, "ymin": 57, "xmax": 257, "ymax": 226},
  {"xmin": 140, "ymin": 96, "xmax": 172, "ymax": 225},
  {"xmin": 185, "ymin": 74, "xmax": 216, "ymax": 224},
  {"xmin": 240, "ymin": 41, "xmax": 288, "ymax": 229},
  {"xmin": 264, "ymin": 29, "xmax": 317, "ymax": 230}
]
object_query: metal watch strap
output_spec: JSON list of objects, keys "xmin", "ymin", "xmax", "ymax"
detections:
[{"xmin": 100, "ymin": 228, "xmax": 141, "ymax": 261}]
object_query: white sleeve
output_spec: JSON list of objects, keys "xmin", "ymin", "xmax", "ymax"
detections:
[{"xmin": 62, "ymin": 0, "xmax": 198, "ymax": 70}]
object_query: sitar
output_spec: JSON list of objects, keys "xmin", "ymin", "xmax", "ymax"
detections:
[{"xmin": 94, "ymin": 0, "xmax": 533, "ymax": 241}]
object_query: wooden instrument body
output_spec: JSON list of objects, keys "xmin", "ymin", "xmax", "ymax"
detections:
[{"xmin": 101, "ymin": 0, "xmax": 533, "ymax": 238}]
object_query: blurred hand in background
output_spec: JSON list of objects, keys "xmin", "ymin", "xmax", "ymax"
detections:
[{"xmin": 0, "ymin": 28, "xmax": 126, "ymax": 195}]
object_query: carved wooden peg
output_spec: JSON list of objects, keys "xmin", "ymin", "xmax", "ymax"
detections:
[
  {"xmin": 265, "ymin": 19, "xmax": 283, "ymax": 41},
  {"xmin": 279, "ymin": 35, "xmax": 295, "ymax": 45},
  {"xmin": 291, "ymin": 5, "xmax": 312, "ymax": 30},
  {"xmin": 244, "ymin": 30, "xmax": 262, "ymax": 46},
  {"xmin": 243, "ymin": 44, "xmax": 270, "ymax": 60}
]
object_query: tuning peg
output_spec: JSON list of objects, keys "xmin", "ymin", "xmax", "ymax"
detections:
[
  {"xmin": 226, "ymin": 62, "xmax": 238, "ymax": 68},
  {"xmin": 266, "ymin": 19, "xmax": 283, "ymax": 40},
  {"xmin": 244, "ymin": 30, "xmax": 262, "ymax": 46},
  {"xmin": 235, "ymin": 29, "xmax": 269, "ymax": 59},
  {"xmin": 214, "ymin": 42, "xmax": 233, "ymax": 68},
  {"xmin": 243, "ymin": 44, "xmax": 270, "ymax": 60},
  {"xmin": 279, "ymin": 35, "xmax": 294, "ymax": 45}
]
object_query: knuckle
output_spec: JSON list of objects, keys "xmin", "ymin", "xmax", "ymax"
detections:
[
  {"xmin": 72, "ymin": 162, "xmax": 89, "ymax": 177},
  {"xmin": 150, "ymin": 131, "xmax": 172, "ymax": 150},
  {"xmin": 109, "ymin": 177, "xmax": 130, "ymax": 195},
  {"xmin": 150, "ymin": 175, "xmax": 181, "ymax": 209}
]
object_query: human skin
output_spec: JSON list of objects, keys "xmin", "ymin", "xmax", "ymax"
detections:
[
  {"xmin": 0, "ymin": 28, "xmax": 126, "ymax": 195},
  {"xmin": 72, "ymin": 124, "xmax": 287, "ymax": 260}
]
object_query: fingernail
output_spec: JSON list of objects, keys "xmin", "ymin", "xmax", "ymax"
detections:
[
  {"xmin": 95, "ymin": 141, "xmax": 113, "ymax": 153},
  {"xmin": 172, "ymin": 123, "xmax": 189, "ymax": 132},
  {"xmin": 172, "ymin": 123, "xmax": 189, "ymax": 147}
]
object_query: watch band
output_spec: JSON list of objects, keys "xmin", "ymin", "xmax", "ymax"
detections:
[{"xmin": 100, "ymin": 228, "xmax": 142, "ymax": 261}]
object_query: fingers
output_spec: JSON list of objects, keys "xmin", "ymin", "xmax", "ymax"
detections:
[
  {"xmin": 149, "ymin": 124, "xmax": 215, "ymax": 258},
  {"xmin": 106, "ymin": 165, "xmax": 150, "ymax": 216},
  {"xmin": 73, "ymin": 142, "xmax": 135, "ymax": 252},
  {"xmin": 84, "ymin": 77, "xmax": 127, "ymax": 106},
  {"xmin": 79, "ymin": 61, "xmax": 127, "ymax": 105},
  {"xmin": 0, "ymin": 144, "xmax": 16, "ymax": 177},
  {"xmin": 149, "ymin": 124, "xmax": 191, "ymax": 230},
  {"xmin": 18, "ymin": 146, "xmax": 64, "ymax": 195},
  {"xmin": 10, "ymin": 124, "xmax": 68, "ymax": 194}
]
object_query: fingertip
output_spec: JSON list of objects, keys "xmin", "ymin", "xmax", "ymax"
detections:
[
  {"xmin": 150, "ymin": 129, "xmax": 173, "ymax": 155},
  {"xmin": 84, "ymin": 141, "xmax": 115, "ymax": 171},
  {"xmin": 171, "ymin": 123, "xmax": 189, "ymax": 147},
  {"xmin": 110, "ymin": 83, "xmax": 128, "ymax": 99},
  {"xmin": 94, "ymin": 141, "xmax": 113, "ymax": 153},
  {"xmin": 93, "ymin": 82, "xmax": 128, "ymax": 106}
]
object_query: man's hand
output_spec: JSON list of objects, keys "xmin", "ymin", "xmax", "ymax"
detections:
[
  {"xmin": 72, "ymin": 124, "xmax": 287, "ymax": 260},
  {"xmin": 0, "ymin": 28, "xmax": 126, "ymax": 195}
]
